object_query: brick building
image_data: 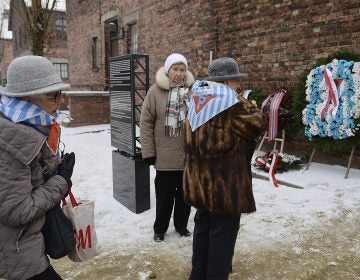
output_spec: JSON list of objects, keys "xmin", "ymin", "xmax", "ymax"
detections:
[
  {"xmin": 65, "ymin": 0, "xmax": 360, "ymax": 167},
  {"xmin": 66, "ymin": 0, "xmax": 360, "ymax": 92},
  {"xmin": 8, "ymin": 0, "xmax": 69, "ymax": 82}
]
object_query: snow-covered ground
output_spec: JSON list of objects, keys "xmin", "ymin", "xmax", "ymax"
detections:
[{"xmin": 58, "ymin": 124, "xmax": 360, "ymax": 279}]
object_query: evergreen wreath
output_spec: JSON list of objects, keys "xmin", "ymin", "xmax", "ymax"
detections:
[
  {"xmin": 290, "ymin": 51, "xmax": 360, "ymax": 152},
  {"xmin": 254, "ymin": 152, "xmax": 305, "ymax": 173}
]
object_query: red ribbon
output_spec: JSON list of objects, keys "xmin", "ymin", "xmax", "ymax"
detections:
[
  {"xmin": 321, "ymin": 68, "xmax": 339, "ymax": 120},
  {"xmin": 255, "ymin": 152, "xmax": 282, "ymax": 188}
]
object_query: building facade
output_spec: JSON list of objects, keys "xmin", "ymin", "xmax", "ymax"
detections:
[
  {"xmin": 66, "ymin": 0, "xmax": 360, "ymax": 92},
  {"xmin": 65, "ymin": 0, "xmax": 360, "ymax": 166},
  {"xmin": 8, "ymin": 0, "xmax": 69, "ymax": 82}
]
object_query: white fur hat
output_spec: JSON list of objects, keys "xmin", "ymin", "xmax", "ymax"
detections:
[{"xmin": 164, "ymin": 53, "xmax": 188, "ymax": 74}]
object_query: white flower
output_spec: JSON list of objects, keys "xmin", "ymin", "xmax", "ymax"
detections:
[
  {"xmin": 319, "ymin": 79, "xmax": 326, "ymax": 90},
  {"xmin": 346, "ymin": 129, "xmax": 354, "ymax": 137},
  {"xmin": 339, "ymin": 124, "xmax": 346, "ymax": 132},
  {"xmin": 353, "ymin": 62, "xmax": 360, "ymax": 74},
  {"xmin": 310, "ymin": 124, "xmax": 319, "ymax": 135},
  {"xmin": 320, "ymin": 89, "xmax": 328, "ymax": 100},
  {"xmin": 278, "ymin": 153, "xmax": 302, "ymax": 163},
  {"xmin": 302, "ymin": 114, "xmax": 307, "ymax": 124}
]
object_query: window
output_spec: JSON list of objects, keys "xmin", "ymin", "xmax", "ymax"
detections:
[
  {"xmin": 56, "ymin": 19, "xmax": 67, "ymax": 40},
  {"xmin": 92, "ymin": 37, "xmax": 98, "ymax": 70},
  {"xmin": 128, "ymin": 23, "xmax": 138, "ymax": 54},
  {"xmin": 53, "ymin": 63, "xmax": 69, "ymax": 80}
]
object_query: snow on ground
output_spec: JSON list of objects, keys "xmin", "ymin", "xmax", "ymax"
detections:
[{"xmin": 60, "ymin": 124, "xmax": 360, "ymax": 276}]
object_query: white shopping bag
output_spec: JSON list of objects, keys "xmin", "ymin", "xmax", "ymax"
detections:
[{"xmin": 63, "ymin": 191, "xmax": 98, "ymax": 262}]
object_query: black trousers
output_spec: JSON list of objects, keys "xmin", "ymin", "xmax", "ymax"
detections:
[
  {"xmin": 153, "ymin": 170, "xmax": 191, "ymax": 234},
  {"xmin": 27, "ymin": 265, "xmax": 62, "ymax": 280},
  {"xmin": 190, "ymin": 210, "xmax": 241, "ymax": 280}
]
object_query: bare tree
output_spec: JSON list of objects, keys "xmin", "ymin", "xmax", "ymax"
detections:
[
  {"xmin": 10, "ymin": 0, "xmax": 59, "ymax": 56},
  {"xmin": 0, "ymin": 4, "xmax": 5, "ymax": 61}
]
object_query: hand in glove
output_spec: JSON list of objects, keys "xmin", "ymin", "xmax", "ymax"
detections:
[
  {"xmin": 57, "ymin": 152, "xmax": 75, "ymax": 187},
  {"xmin": 144, "ymin": 157, "xmax": 156, "ymax": 166}
]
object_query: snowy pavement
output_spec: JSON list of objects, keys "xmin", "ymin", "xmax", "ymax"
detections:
[{"xmin": 57, "ymin": 124, "xmax": 360, "ymax": 279}]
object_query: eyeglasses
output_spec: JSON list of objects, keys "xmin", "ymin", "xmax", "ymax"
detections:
[
  {"xmin": 33, "ymin": 91, "xmax": 62, "ymax": 103},
  {"xmin": 52, "ymin": 91, "xmax": 62, "ymax": 103}
]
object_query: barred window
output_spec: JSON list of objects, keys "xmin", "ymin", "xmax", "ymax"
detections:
[
  {"xmin": 92, "ymin": 37, "xmax": 99, "ymax": 70},
  {"xmin": 128, "ymin": 23, "xmax": 138, "ymax": 54},
  {"xmin": 53, "ymin": 63, "xmax": 69, "ymax": 80},
  {"xmin": 56, "ymin": 19, "xmax": 67, "ymax": 40}
]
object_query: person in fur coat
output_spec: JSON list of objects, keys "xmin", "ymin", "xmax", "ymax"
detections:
[
  {"xmin": 184, "ymin": 57, "xmax": 265, "ymax": 279},
  {"xmin": 140, "ymin": 53, "xmax": 195, "ymax": 242}
]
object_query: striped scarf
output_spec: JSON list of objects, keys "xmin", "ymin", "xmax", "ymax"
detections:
[
  {"xmin": 0, "ymin": 94, "xmax": 59, "ymax": 125},
  {"xmin": 187, "ymin": 80, "xmax": 239, "ymax": 131},
  {"xmin": 165, "ymin": 86, "xmax": 189, "ymax": 137}
]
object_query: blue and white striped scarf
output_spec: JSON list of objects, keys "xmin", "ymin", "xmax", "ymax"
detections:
[
  {"xmin": 187, "ymin": 80, "xmax": 239, "ymax": 131},
  {"xmin": 0, "ymin": 94, "xmax": 59, "ymax": 125}
]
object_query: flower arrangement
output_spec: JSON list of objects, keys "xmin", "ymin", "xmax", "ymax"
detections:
[
  {"xmin": 302, "ymin": 59, "xmax": 360, "ymax": 140},
  {"xmin": 288, "ymin": 51, "xmax": 360, "ymax": 152},
  {"xmin": 254, "ymin": 152, "xmax": 305, "ymax": 173}
]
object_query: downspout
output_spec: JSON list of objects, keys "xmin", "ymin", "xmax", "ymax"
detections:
[{"xmin": 98, "ymin": 0, "xmax": 104, "ymax": 89}]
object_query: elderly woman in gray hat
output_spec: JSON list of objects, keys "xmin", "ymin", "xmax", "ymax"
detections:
[
  {"xmin": 183, "ymin": 57, "xmax": 265, "ymax": 280},
  {"xmin": 0, "ymin": 56, "xmax": 75, "ymax": 280}
]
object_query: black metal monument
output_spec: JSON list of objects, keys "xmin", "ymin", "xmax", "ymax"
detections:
[{"xmin": 109, "ymin": 54, "xmax": 150, "ymax": 214}]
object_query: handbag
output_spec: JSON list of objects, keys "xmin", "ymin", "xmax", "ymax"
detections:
[
  {"xmin": 63, "ymin": 190, "xmax": 99, "ymax": 262},
  {"xmin": 42, "ymin": 201, "xmax": 76, "ymax": 259}
]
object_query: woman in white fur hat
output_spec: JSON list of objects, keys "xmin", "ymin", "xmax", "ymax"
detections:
[
  {"xmin": 0, "ymin": 55, "xmax": 75, "ymax": 280},
  {"xmin": 140, "ymin": 53, "xmax": 195, "ymax": 242}
]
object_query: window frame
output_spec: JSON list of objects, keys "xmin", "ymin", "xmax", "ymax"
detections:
[
  {"xmin": 55, "ymin": 19, "xmax": 67, "ymax": 40},
  {"xmin": 128, "ymin": 22, "xmax": 138, "ymax": 54},
  {"xmin": 53, "ymin": 62, "xmax": 69, "ymax": 80}
]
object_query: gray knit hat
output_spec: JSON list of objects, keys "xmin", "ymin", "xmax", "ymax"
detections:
[
  {"xmin": 2, "ymin": 55, "xmax": 70, "ymax": 97},
  {"xmin": 205, "ymin": 57, "xmax": 246, "ymax": 82}
]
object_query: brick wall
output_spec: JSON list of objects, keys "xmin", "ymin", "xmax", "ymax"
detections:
[
  {"xmin": 65, "ymin": 92, "xmax": 110, "ymax": 127},
  {"xmin": 66, "ymin": 0, "xmax": 104, "ymax": 90},
  {"xmin": 65, "ymin": 0, "xmax": 360, "ymax": 167},
  {"xmin": 66, "ymin": 0, "xmax": 360, "ymax": 91},
  {"xmin": 66, "ymin": 0, "xmax": 219, "ymax": 89},
  {"xmin": 216, "ymin": 0, "xmax": 360, "ymax": 92}
]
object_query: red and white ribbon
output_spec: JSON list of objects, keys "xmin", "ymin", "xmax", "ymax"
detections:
[
  {"xmin": 268, "ymin": 152, "xmax": 281, "ymax": 188},
  {"xmin": 255, "ymin": 156, "xmax": 270, "ymax": 170},
  {"xmin": 267, "ymin": 90, "xmax": 286, "ymax": 142},
  {"xmin": 321, "ymin": 68, "xmax": 339, "ymax": 120}
]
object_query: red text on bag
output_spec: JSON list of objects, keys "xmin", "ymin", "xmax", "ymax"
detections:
[{"xmin": 77, "ymin": 225, "xmax": 92, "ymax": 249}]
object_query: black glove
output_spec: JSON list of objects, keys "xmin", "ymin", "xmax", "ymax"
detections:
[
  {"xmin": 57, "ymin": 152, "xmax": 75, "ymax": 187},
  {"xmin": 144, "ymin": 157, "xmax": 156, "ymax": 166}
]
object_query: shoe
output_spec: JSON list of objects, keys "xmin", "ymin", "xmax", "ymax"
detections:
[
  {"xmin": 177, "ymin": 228, "xmax": 191, "ymax": 237},
  {"xmin": 153, "ymin": 233, "xmax": 164, "ymax": 242}
]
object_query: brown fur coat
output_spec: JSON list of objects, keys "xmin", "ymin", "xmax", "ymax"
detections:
[{"xmin": 183, "ymin": 96, "xmax": 265, "ymax": 215}]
